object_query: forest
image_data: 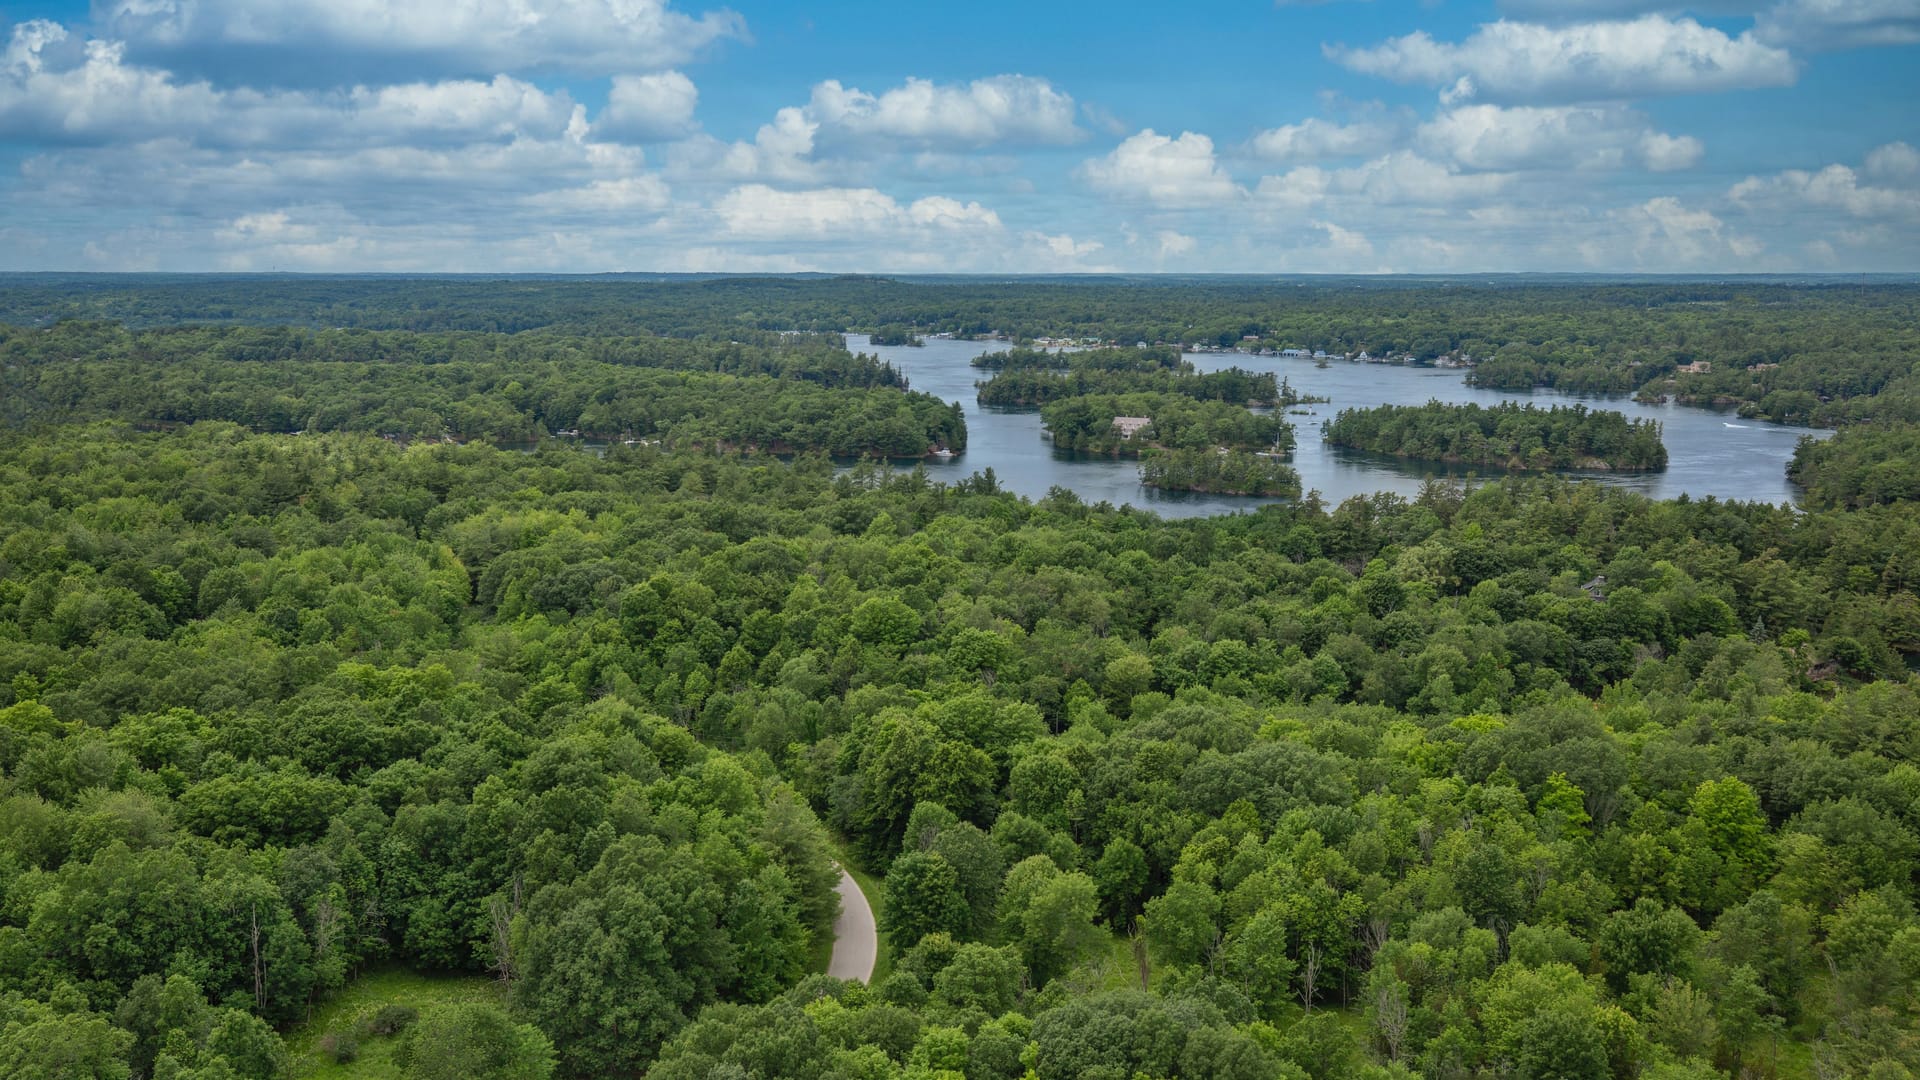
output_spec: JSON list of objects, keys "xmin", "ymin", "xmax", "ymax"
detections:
[
  {"xmin": 972, "ymin": 348, "xmax": 1297, "ymax": 411},
  {"xmin": 0, "ymin": 322, "xmax": 961, "ymax": 457},
  {"xmin": 0, "ymin": 275, "xmax": 1917, "ymax": 1080},
  {"xmin": 1039, "ymin": 396, "xmax": 1295, "ymax": 458},
  {"xmin": 1138, "ymin": 450, "xmax": 1302, "ymax": 498},
  {"xmin": 1324, "ymin": 403, "xmax": 1670, "ymax": 473},
  {"xmin": 3, "ymin": 274, "xmax": 1915, "ymax": 428}
]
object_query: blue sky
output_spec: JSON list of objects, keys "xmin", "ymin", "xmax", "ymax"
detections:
[{"xmin": 1, "ymin": 0, "xmax": 1915, "ymax": 272}]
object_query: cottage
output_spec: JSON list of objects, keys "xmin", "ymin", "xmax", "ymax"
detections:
[
  {"xmin": 1676, "ymin": 361, "xmax": 1713, "ymax": 374},
  {"xmin": 1112, "ymin": 416, "xmax": 1152, "ymax": 440}
]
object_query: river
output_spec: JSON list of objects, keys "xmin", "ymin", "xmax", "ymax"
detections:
[{"xmin": 860, "ymin": 336, "xmax": 1829, "ymax": 518}]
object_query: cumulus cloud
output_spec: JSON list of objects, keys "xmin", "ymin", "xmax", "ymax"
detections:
[
  {"xmin": 597, "ymin": 72, "xmax": 699, "ymax": 142},
  {"xmin": 1731, "ymin": 143, "xmax": 1920, "ymax": 221},
  {"xmin": 1754, "ymin": 0, "xmax": 1920, "ymax": 50},
  {"xmin": 1248, "ymin": 117, "xmax": 1400, "ymax": 163},
  {"xmin": 1416, "ymin": 104, "xmax": 1702, "ymax": 171},
  {"xmin": 672, "ymin": 74, "xmax": 1081, "ymax": 183},
  {"xmin": 0, "ymin": 25, "xmax": 579, "ymax": 148},
  {"xmin": 1611, "ymin": 196, "xmax": 1764, "ymax": 266},
  {"xmin": 1155, "ymin": 230, "xmax": 1198, "ymax": 257},
  {"xmin": 1327, "ymin": 16, "xmax": 1798, "ymax": 101},
  {"xmin": 525, "ymin": 176, "xmax": 673, "ymax": 215},
  {"xmin": 1865, "ymin": 141, "xmax": 1920, "ymax": 182},
  {"xmin": 807, "ymin": 75, "xmax": 1081, "ymax": 147},
  {"xmin": 95, "ymin": 0, "xmax": 744, "ymax": 80},
  {"xmin": 712, "ymin": 184, "xmax": 1002, "ymax": 239},
  {"xmin": 1256, "ymin": 151, "xmax": 1511, "ymax": 208},
  {"xmin": 1080, "ymin": 129, "xmax": 1243, "ymax": 207}
]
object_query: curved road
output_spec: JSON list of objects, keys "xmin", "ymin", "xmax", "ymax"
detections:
[{"xmin": 826, "ymin": 866, "xmax": 877, "ymax": 983}]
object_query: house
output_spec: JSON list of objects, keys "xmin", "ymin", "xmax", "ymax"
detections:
[
  {"xmin": 1676, "ymin": 361, "xmax": 1713, "ymax": 374},
  {"xmin": 1581, "ymin": 574, "xmax": 1608, "ymax": 601},
  {"xmin": 1112, "ymin": 416, "xmax": 1152, "ymax": 440}
]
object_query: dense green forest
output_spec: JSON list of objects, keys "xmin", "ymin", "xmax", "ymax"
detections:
[
  {"xmin": 1040, "ymin": 396, "xmax": 1295, "ymax": 458},
  {"xmin": 4, "ymin": 274, "xmax": 1915, "ymax": 427},
  {"xmin": 1, "ymin": 276, "xmax": 1918, "ymax": 1080},
  {"xmin": 1788, "ymin": 426, "xmax": 1920, "ymax": 510},
  {"xmin": 0, "ymin": 322, "xmax": 961, "ymax": 457},
  {"xmin": 972, "ymin": 348, "xmax": 1299, "ymax": 410},
  {"xmin": 1139, "ymin": 450, "xmax": 1302, "ymax": 497},
  {"xmin": 1324, "ymin": 403, "xmax": 1670, "ymax": 472}
]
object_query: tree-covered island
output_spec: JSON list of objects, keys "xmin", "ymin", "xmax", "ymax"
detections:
[{"xmin": 1325, "ymin": 401, "xmax": 1669, "ymax": 472}]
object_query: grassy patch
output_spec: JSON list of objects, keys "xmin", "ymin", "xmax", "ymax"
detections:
[
  {"xmin": 1089, "ymin": 931, "xmax": 1152, "ymax": 994},
  {"xmin": 287, "ymin": 969, "xmax": 503, "ymax": 1079}
]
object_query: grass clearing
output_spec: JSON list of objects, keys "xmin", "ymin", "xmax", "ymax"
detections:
[{"xmin": 287, "ymin": 969, "xmax": 503, "ymax": 1079}]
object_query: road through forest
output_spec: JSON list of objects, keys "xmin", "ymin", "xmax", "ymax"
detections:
[{"xmin": 827, "ymin": 867, "xmax": 877, "ymax": 983}]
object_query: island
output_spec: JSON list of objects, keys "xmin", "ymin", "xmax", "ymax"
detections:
[
  {"xmin": 1039, "ymin": 392, "xmax": 1295, "ymax": 458},
  {"xmin": 866, "ymin": 325, "xmax": 925, "ymax": 346},
  {"xmin": 1324, "ymin": 400, "xmax": 1668, "ymax": 471},
  {"xmin": 1140, "ymin": 448, "xmax": 1301, "ymax": 496}
]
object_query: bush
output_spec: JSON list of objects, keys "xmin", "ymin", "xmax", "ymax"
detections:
[
  {"xmin": 320, "ymin": 1031, "xmax": 360, "ymax": 1063},
  {"xmin": 362, "ymin": 1003, "xmax": 420, "ymax": 1037}
]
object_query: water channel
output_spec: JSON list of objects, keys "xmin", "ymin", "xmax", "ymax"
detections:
[{"xmin": 859, "ymin": 336, "xmax": 1830, "ymax": 519}]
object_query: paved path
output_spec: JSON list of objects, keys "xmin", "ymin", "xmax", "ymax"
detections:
[{"xmin": 826, "ymin": 866, "xmax": 877, "ymax": 983}]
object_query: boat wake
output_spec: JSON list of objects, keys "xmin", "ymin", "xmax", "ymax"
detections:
[{"xmin": 1723, "ymin": 422, "xmax": 1749, "ymax": 429}]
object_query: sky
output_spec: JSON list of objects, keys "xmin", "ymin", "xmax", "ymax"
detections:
[{"xmin": 0, "ymin": 0, "xmax": 1915, "ymax": 273}]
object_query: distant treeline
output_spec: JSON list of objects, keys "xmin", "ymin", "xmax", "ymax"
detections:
[
  {"xmin": 4, "ymin": 275, "xmax": 1915, "ymax": 427},
  {"xmin": 1325, "ymin": 401, "xmax": 1668, "ymax": 471},
  {"xmin": 0, "ymin": 321, "xmax": 962, "ymax": 457}
]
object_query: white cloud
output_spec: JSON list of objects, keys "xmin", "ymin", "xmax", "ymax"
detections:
[
  {"xmin": 1155, "ymin": 230, "xmax": 1197, "ymax": 257},
  {"xmin": 0, "ymin": 27, "xmax": 578, "ymax": 148},
  {"xmin": 1327, "ymin": 16, "xmax": 1798, "ymax": 101},
  {"xmin": 1865, "ymin": 141, "xmax": 1920, "ymax": 183},
  {"xmin": 598, "ymin": 71, "xmax": 698, "ymax": 142},
  {"xmin": 1611, "ymin": 196, "xmax": 1765, "ymax": 266},
  {"xmin": 1028, "ymin": 231, "xmax": 1106, "ymax": 260},
  {"xmin": 1257, "ymin": 151, "xmax": 1511, "ymax": 207},
  {"xmin": 525, "ymin": 176, "xmax": 673, "ymax": 214},
  {"xmin": 1080, "ymin": 129, "xmax": 1242, "ymax": 207},
  {"xmin": 807, "ymin": 75, "xmax": 1081, "ymax": 147},
  {"xmin": 1495, "ymin": 0, "xmax": 1758, "ymax": 17},
  {"xmin": 1638, "ymin": 131, "xmax": 1703, "ymax": 171},
  {"xmin": 1248, "ymin": 117, "xmax": 1399, "ymax": 163},
  {"xmin": 1754, "ymin": 0, "xmax": 1920, "ymax": 50},
  {"xmin": 1416, "ymin": 104, "xmax": 1702, "ymax": 171},
  {"xmin": 712, "ymin": 184, "xmax": 1002, "ymax": 239},
  {"xmin": 96, "ymin": 0, "xmax": 744, "ymax": 78},
  {"xmin": 1730, "ymin": 144, "xmax": 1920, "ymax": 221},
  {"xmin": 673, "ymin": 74, "xmax": 1080, "ymax": 183}
]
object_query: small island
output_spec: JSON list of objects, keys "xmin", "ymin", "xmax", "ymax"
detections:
[
  {"xmin": 1140, "ymin": 448, "xmax": 1301, "ymax": 496},
  {"xmin": 1324, "ymin": 401, "xmax": 1667, "ymax": 471},
  {"xmin": 1039, "ymin": 392, "xmax": 1295, "ymax": 458},
  {"xmin": 866, "ymin": 325, "xmax": 924, "ymax": 346}
]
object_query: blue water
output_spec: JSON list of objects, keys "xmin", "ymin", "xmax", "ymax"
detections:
[{"xmin": 860, "ymin": 337, "xmax": 1829, "ymax": 518}]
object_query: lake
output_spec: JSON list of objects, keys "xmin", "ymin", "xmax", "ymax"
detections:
[{"xmin": 861, "ymin": 336, "xmax": 1830, "ymax": 518}]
